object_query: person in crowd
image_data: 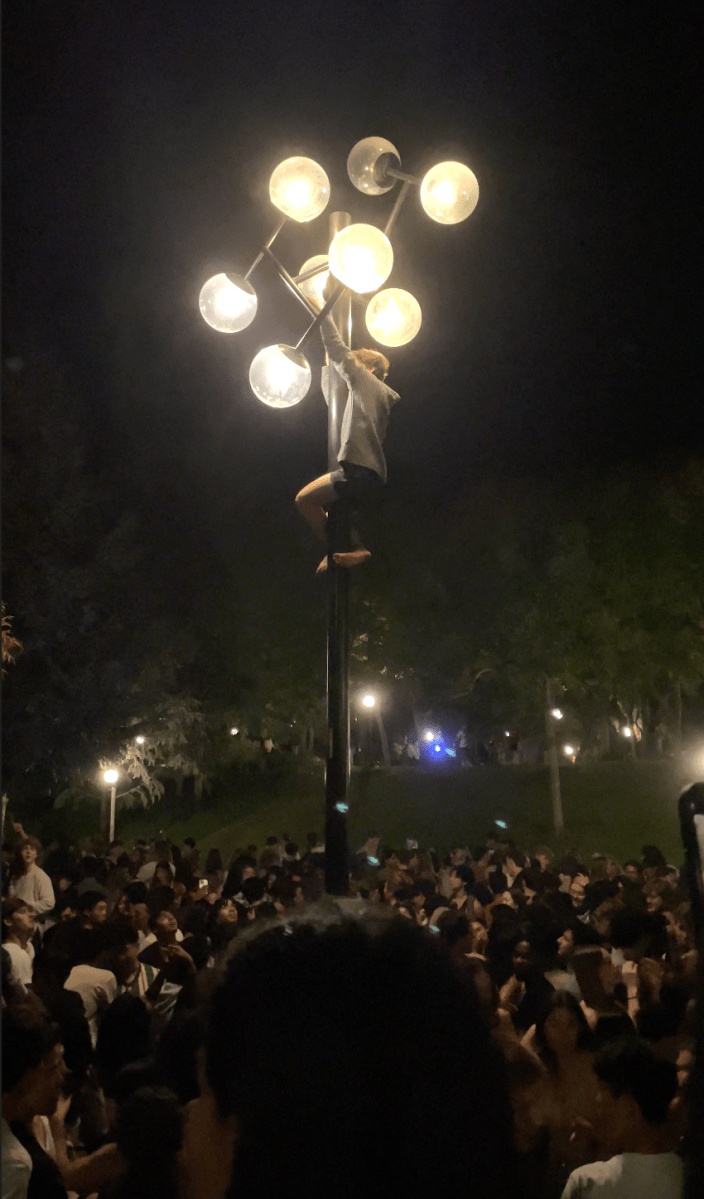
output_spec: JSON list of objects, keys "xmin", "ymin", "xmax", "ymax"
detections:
[
  {"xmin": 137, "ymin": 843, "xmax": 174, "ymax": 884},
  {"xmin": 2, "ymin": 1004, "xmax": 69, "ymax": 1199},
  {"xmin": 64, "ymin": 925, "xmax": 140, "ymax": 1046},
  {"xmin": 2, "ymin": 898, "xmax": 37, "ymax": 989},
  {"xmin": 500, "ymin": 928, "xmax": 555, "ymax": 1032},
  {"xmin": 179, "ymin": 907, "xmax": 517, "ymax": 1199},
  {"xmin": 46, "ymin": 890, "xmax": 110, "ymax": 970},
  {"xmin": 572, "ymin": 946, "xmax": 635, "ymax": 1045},
  {"xmin": 530, "ymin": 992, "xmax": 601, "ymax": 1186},
  {"xmin": 7, "ymin": 837, "xmax": 55, "ymax": 919},
  {"xmin": 149, "ymin": 861, "xmax": 177, "ymax": 892},
  {"xmin": 114, "ymin": 881, "xmax": 151, "ymax": 951},
  {"xmin": 560, "ymin": 1038, "xmax": 682, "ymax": 1198},
  {"xmin": 101, "ymin": 1086, "xmax": 183, "ymax": 1199}
]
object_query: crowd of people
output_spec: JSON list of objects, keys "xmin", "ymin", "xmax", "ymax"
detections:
[{"xmin": 1, "ymin": 821, "xmax": 699, "ymax": 1198}]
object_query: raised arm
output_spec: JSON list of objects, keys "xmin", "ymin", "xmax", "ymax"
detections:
[{"xmin": 320, "ymin": 315, "xmax": 366, "ymax": 388}]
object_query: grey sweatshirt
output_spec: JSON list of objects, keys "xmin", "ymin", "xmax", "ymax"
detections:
[{"xmin": 320, "ymin": 316, "xmax": 400, "ymax": 482}]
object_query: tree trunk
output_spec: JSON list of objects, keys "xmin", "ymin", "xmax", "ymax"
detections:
[
  {"xmin": 375, "ymin": 708, "xmax": 391, "ymax": 769},
  {"xmin": 545, "ymin": 677, "xmax": 564, "ymax": 833}
]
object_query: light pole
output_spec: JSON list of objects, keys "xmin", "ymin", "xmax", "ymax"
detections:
[
  {"xmin": 103, "ymin": 769, "xmax": 119, "ymax": 843},
  {"xmin": 545, "ymin": 678, "xmax": 564, "ymax": 833},
  {"xmin": 199, "ymin": 138, "xmax": 479, "ymax": 892}
]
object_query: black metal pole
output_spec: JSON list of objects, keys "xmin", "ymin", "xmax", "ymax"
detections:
[{"xmin": 324, "ymin": 211, "xmax": 351, "ymax": 895}]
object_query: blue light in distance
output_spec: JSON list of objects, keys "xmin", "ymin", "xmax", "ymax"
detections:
[
  {"xmin": 495, "ymin": 819, "xmax": 508, "ymax": 829},
  {"xmin": 434, "ymin": 744, "xmax": 442, "ymax": 753},
  {"xmin": 335, "ymin": 802, "xmax": 349, "ymax": 813},
  {"xmin": 367, "ymin": 855, "xmax": 380, "ymax": 867},
  {"xmin": 445, "ymin": 748, "xmax": 456, "ymax": 757}
]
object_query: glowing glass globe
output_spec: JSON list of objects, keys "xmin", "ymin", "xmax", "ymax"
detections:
[
  {"xmin": 328, "ymin": 224, "xmax": 393, "ymax": 294},
  {"xmin": 347, "ymin": 136, "xmax": 401, "ymax": 195},
  {"xmin": 269, "ymin": 157, "xmax": 330, "ymax": 223},
  {"xmin": 420, "ymin": 161, "xmax": 479, "ymax": 224},
  {"xmin": 365, "ymin": 288, "xmax": 422, "ymax": 347},
  {"xmin": 199, "ymin": 273, "xmax": 258, "ymax": 333},
  {"xmin": 297, "ymin": 255, "xmax": 330, "ymax": 309},
  {"xmin": 249, "ymin": 345, "xmax": 311, "ymax": 408},
  {"xmin": 103, "ymin": 769, "xmax": 118, "ymax": 785}
]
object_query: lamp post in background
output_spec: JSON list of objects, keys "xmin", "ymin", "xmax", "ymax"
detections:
[
  {"xmin": 199, "ymin": 137, "xmax": 479, "ymax": 892},
  {"xmin": 103, "ymin": 769, "xmax": 119, "ymax": 843},
  {"xmin": 545, "ymin": 679, "xmax": 564, "ymax": 833}
]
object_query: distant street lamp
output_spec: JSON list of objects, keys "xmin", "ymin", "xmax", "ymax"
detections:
[
  {"xmin": 362, "ymin": 693, "xmax": 376, "ymax": 708},
  {"xmin": 103, "ymin": 769, "xmax": 119, "ymax": 842},
  {"xmin": 551, "ymin": 708, "xmax": 563, "ymax": 720},
  {"xmin": 199, "ymin": 137, "xmax": 479, "ymax": 892}
]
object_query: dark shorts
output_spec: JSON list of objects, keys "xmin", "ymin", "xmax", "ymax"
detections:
[{"xmin": 330, "ymin": 461, "xmax": 384, "ymax": 505}]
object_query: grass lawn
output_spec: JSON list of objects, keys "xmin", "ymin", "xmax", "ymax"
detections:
[{"xmin": 118, "ymin": 758, "xmax": 688, "ymax": 867}]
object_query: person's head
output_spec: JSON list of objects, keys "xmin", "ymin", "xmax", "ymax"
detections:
[
  {"xmin": 351, "ymin": 347, "xmax": 389, "ymax": 381},
  {"xmin": 1, "ymin": 1004, "xmax": 66, "ymax": 1120},
  {"xmin": 593, "ymin": 1038, "xmax": 678, "ymax": 1153},
  {"xmin": 2, "ymin": 897, "xmax": 36, "ymax": 943},
  {"xmin": 535, "ymin": 991, "xmax": 592, "ymax": 1065},
  {"xmin": 591, "ymin": 897, "xmax": 623, "ymax": 941},
  {"xmin": 609, "ymin": 907, "xmax": 666, "ymax": 962},
  {"xmin": 116, "ymin": 1086, "xmax": 183, "ymax": 1170},
  {"xmin": 534, "ymin": 845, "xmax": 553, "ymax": 871},
  {"xmin": 449, "ymin": 864, "xmax": 474, "ymax": 894},
  {"xmin": 13, "ymin": 836, "xmax": 41, "ymax": 875},
  {"xmin": 95, "ymin": 993, "xmax": 153, "ymax": 1087},
  {"xmin": 181, "ymin": 907, "xmax": 516, "ymax": 1199},
  {"xmin": 150, "ymin": 908, "xmax": 179, "ymax": 944},
  {"xmin": 95, "ymin": 923, "xmax": 141, "ymax": 984},
  {"xmin": 78, "ymin": 890, "xmax": 109, "ymax": 927},
  {"xmin": 215, "ymin": 898, "xmax": 239, "ymax": 926},
  {"xmin": 511, "ymin": 927, "xmax": 546, "ymax": 979},
  {"xmin": 205, "ymin": 849, "xmax": 223, "ymax": 874},
  {"xmin": 640, "ymin": 844, "xmax": 667, "ymax": 880},
  {"xmin": 152, "ymin": 860, "xmax": 174, "ymax": 889},
  {"xmin": 623, "ymin": 860, "xmax": 642, "ymax": 883}
]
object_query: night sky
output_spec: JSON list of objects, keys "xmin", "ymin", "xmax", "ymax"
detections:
[{"xmin": 3, "ymin": 0, "xmax": 701, "ymax": 534}]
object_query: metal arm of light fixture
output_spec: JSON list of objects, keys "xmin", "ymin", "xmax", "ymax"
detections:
[
  {"xmin": 384, "ymin": 180, "xmax": 412, "ymax": 238},
  {"xmin": 294, "ymin": 260, "xmax": 329, "ymax": 285},
  {"xmin": 262, "ymin": 245, "xmax": 321, "ymax": 318},
  {"xmin": 243, "ymin": 215, "xmax": 288, "ymax": 282},
  {"xmin": 384, "ymin": 166, "xmax": 422, "ymax": 186},
  {"xmin": 295, "ymin": 283, "xmax": 345, "ymax": 353}
]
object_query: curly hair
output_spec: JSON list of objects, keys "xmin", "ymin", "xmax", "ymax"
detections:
[{"xmin": 352, "ymin": 348, "xmax": 389, "ymax": 379}]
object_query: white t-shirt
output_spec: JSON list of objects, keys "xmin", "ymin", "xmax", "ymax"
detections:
[
  {"xmin": 1, "ymin": 1117, "xmax": 32, "ymax": 1199},
  {"xmin": 3, "ymin": 940, "xmax": 35, "ymax": 986},
  {"xmin": 561, "ymin": 1151, "xmax": 683, "ymax": 1198},
  {"xmin": 8, "ymin": 865, "xmax": 55, "ymax": 916},
  {"xmin": 64, "ymin": 963, "xmax": 118, "ymax": 1045}
]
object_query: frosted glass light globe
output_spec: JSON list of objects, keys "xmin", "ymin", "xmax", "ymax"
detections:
[
  {"xmin": 365, "ymin": 288, "xmax": 422, "ymax": 347},
  {"xmin": 420, "ymin": 161, "xmax": 479, "ymax": 224},
  {"xmin": 269, "ymin": 157, "xmax": 330, "ymax": 222},
  {"xmin": 347, "ymin": 136, "xmax": 401, "ymax": 195},
  {"xmin": 298, "ymin": 255, "xmax": 330, "ymax": 309},
  {"xmin": 328, "ymin": 224, "xmax": 393, "ymax": 294},
  {"xmin": 199, "ymin": 273, "xmax": 258, "ymax": 333},
  {"xmin": 103, "ymin": 769, "xmax": 118, "ymax": 784},
  {"xmin": 249, "ymin": 345, "xmax": 311, "ymax": 408}
]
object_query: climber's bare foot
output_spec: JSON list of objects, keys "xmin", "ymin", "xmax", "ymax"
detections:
[
  {"xmin": 333, "ymin": 549, "xmax": 371, "ymax": 568},
  {"xmin": 316, "ymin": 555, "xmax": 329, "ymax": 574}
]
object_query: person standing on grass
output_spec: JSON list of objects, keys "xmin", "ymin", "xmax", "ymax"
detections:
[{"xmin": 295, "ymin": 281, "xmax": 399, "ymax": 574}]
